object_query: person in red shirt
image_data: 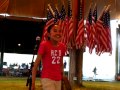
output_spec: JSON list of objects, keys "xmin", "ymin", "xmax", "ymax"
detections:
[{"xmin": 32, "ymin": 24, "xmax": 66, "ymax": 90}]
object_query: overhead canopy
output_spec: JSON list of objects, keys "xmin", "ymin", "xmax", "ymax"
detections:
[
  {"xmin": 0, "ymin": 0, "xmax": 120, "ymax": 21},
  {"xmin": 0, "ymin": 0, "xmax": 120, "ymax": 54}
]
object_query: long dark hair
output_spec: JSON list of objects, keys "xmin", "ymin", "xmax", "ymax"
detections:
[{"xmin": 47, "ymin": 24, "xmax": 58, "ymax": 40}]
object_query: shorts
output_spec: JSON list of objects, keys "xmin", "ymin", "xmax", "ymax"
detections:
[{"xmin": 41, "ymin": 78, "xmax": 61, "ymax": 90}]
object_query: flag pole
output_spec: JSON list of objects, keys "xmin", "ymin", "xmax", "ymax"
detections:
[
  {"xmin": 48, "ymin": 4, "xmax": 55, "ymax": 17},
  {"xmin": 105, "ymin": 4, "xmax": 111, "ymax": 12},
  {"xmin": 55, "ymin": 4, "xmax": 60, "ymax": 14},
  {"xmin": 93, "ymin": 3, "xmax": 96, "ymax": 10},
  {"xmin": 98, "ymin": 6, "xmax": 107, "ymax": 19}
]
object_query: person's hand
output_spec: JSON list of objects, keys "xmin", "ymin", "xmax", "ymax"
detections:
[{"xmin": 62, "ymin": 76, "xmax": 72, "ymax": 90}]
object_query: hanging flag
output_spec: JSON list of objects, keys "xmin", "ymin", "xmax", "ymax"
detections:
[
  {"xmin": 60, "ymin": 3, "xmax": 67, "ymax": 45},
  {"xmin": 75, "ymin": 0, "xmax": 84, "ymax": 49},
  {"xmin": 103, "ymin": 6, "xmax": 112, "ymax": 54},
  {"xmin": 41, "ymin": 8, "xmax": 54, "ymax": 41},
  {"xmin": 85, "ymin": 6, "xmax": 92, "ymax": 53},
  {"xmin": 96, "ymin": 6, "xmax": 108, "ymax": 55},
  {"xmin": 91, "ymin": 4, "xmax": 102, "ymax": 54},
  {"xmin": 101, "ymin": 12, "xmax": 108, "ymax": 52},
  {"xmin": 88, "ymin": 4, "xmax": 97, "ymax": 53},
  {"xmin": 90, "ymin": 4, "xmax": 98, "ymax": 53},
  {"xmin": 54, "ymin": 6, "xmax": 60, "ymax": 24},
  {"xmin": 67, "ymin": 0, "xmax": 74, "ymax": 48}
]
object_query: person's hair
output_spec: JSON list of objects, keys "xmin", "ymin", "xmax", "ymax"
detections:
[
  {"xmin": 47, "ymin": 24, "xmax": 58, "ymax": 40},
  {"xmin": 47, "ymin": 24, "xmax": 55, "ymax": 33}
]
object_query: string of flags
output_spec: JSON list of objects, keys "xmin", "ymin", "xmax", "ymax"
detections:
[{"xmin": 41, "ymin": 0, "xmax": 112, "ymax": 56}]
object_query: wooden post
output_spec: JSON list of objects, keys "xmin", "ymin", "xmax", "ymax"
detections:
[
  {"xmin": 76, "ymin": 0, "xmax": 85, "ymax": 87},
  {"xmin": 76, "ymin": 49, "xmax": 83, "ymax": 86},
  {"xmin": 69, "ymin": 0, "xmax": 79, "ymax": 87},
  {"xmin": 69, "ymin": 49, "xmax": 76, "ymax": 87},
  {"xmin": 69, "ymin": 0, "xmax": 84, "ymax": 87}
]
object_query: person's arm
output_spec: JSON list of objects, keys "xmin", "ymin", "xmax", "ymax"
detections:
[
  {"xmin": 32, "ymin": 54, "xmax": 42, "ymax": 90},
  {"xmin": 61, "ymin": 58, "xmax": 65, "ymax": 77}
]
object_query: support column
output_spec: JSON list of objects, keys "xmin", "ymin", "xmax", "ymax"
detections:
[
  {"xmin": 69, "ymin": 0, "xmax": 79, "ymax": 87},
  {"xmin": 76, "ymin": 49, "xmax": 83, "ymax": 86},
  {"xmin": 69, "ymin": 49, "xmax": 77, "ymax": 86},
  {"xmin": 115, "ymin": 24, "xmax": 120, "ymax": 80},
  {"xmin": 118, "ymin": 25, "xmax": 120, "ymax": 74},
  {"xmin": 0, "ymin": 39, "xmax": 4, "ymax": 72},
  {"xmin": 69, "ymin": 0, "xmax": 84, "ymax": 87},
  {"xmin": 0, "ymin": 19, "xmax": 5, "ymax": 72}
]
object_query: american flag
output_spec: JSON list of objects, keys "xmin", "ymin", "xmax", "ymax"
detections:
[
  {"xmin": 91, "ymin": 5, "xmax": 101, "ymax": 54},
  {"xmin": 41, "ymin": 9, "xmax": 54, "ymax": 41},
  {"xmin": 75, "ymin": 0, "xmax": 84, "ymax": 49},
  {"xmin": 54, "ymin": 7, "xmax": 60, "ymax": 24},
  {"xmin": 101, "ymin": 12, "xmax": 108, "ymax": 52},
  {"xmin": 60, "ymin": 4, "xmax": 67, "ymax": 45},
  {"xmin": 86, "ymin": 7, "xmax": 92, "ymax": 53},
  {"xmin": 67, "ymin": 0, "xmax": 74, "ymax": 48},
  {"xmin": 96, "ymin": 8, "xmax": 108, "ymax": 55},
  {"xmin": 89, "ymin": 4, "xmax": 97, "ymax": 53},
  {"xmin": 104, "ymin": 8, "xmax": 112, "ymax": 53}
]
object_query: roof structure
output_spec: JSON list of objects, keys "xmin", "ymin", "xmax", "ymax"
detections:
[
  {"xmin": 0, "ymin": 0, "xmax": 120, "ymax": 54},
  {"xmin": 0, "ymin": 0, "xmax": 120, "ymax": 20}
]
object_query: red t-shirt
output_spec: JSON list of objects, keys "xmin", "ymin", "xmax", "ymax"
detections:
[{"xmin": 38, "ymin": 41, "xmax": 66, "ymax": 81}]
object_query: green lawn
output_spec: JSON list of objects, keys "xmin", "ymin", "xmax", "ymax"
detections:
[
  {"xmin": 75, "ymin": 81, "xmax": 120, "ymax": 90},
  {"xmin": 0, "ymin": 77, "xmax": 42, "ymax": 90},
  {"xmin": 0, "ymin": 77, "xmax": 120, "ymax": 90}
]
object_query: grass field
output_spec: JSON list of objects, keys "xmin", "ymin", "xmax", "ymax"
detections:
[{"xmin": 0, "ymin": 77, "xmax": 120, "ymax": 90}]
